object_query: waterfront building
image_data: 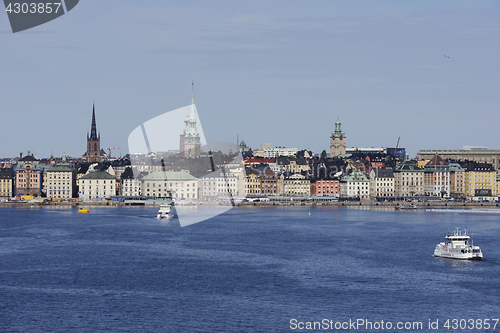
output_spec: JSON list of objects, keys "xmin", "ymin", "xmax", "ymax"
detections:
[
  {"xmin": 142, "ymin": 171, "xmax": 198, "ymax": 200},
  {"xmin": 0, "ymin": 168, "xmax": 14, "ymax": 198},
  {"xmin": 86, "ymin": 103, "xmax": 101, "ymax": 163},
  {"xmin": 200, "ymin": 172, "xmax": 218, "ymax": 200},
  {"xmin": 369, "ymin": 168, "xmax": 394, "ymax": 198},
  {"xmin": 46, "ymin": 166, "xmax": 76, "ymax": 199},
  {"xmin": 423, "ymin": 154, "xmax": 450, "ymax": 197},
  {"xmin": 120, "ymin": 167, "xmax": 142, "ymax": 197},
  {"xmin": 15, "ymin": 153, "xmax": 41, "ymax": 197},
  {"xmin": 461, "ymin": 161, "xmax": 497, "ymax": 201},
  {"xmin": 245, "ymin": 169, "xmax": 261, "ymax": 196},
  {"xmin": 418, "ymin": 149, "xmax": 500, "ymax": 170},
  {"xmin": 330, "ymin": 118, "xmax": 346, "ymax": 157},
  {"xmin": 260, "ymin": 169, "xmax": 278, "ymax": 196},
  {"xmin": 340, "ymin": 171, "xmax": 369, "ymax": 199},
  {"xmin": 216, "ymin": 169, "xmax": 238, "ymax": 197},
  {"xmin": 180, "ymin": 83, "xmax": 202, "ymax": 158},
  {"xmin": 282, "ymin": 173, "xmax": 310, "ymax": 196},
  {"xmin": 79, "ymin": 171, "xmax": 115, "ymax": 201},
  {"xmin": 448, "ymin": 163, "xmax": 465, "ymax": 199},
  {"xmin": 393, "ymin": 160, "xmax": 424, "ymax": 197},
  {"xmin": 497, "ymin": 169, "xmax": 500, "ymax": 198},
  {"xmin": 310, "ymin": 177, "xmax": 340, "ymax": 197}
]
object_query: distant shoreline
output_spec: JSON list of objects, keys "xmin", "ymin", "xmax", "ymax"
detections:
[{"xmin": 1, "ymin": 201, "xmax": 499, "ymax": 209}]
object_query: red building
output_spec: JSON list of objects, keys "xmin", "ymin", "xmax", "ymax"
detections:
[{"xmin": 310, "ymin": 178, "xmax": 340, "ymax": 196}]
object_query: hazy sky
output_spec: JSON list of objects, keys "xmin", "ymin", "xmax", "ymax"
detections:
[{"xmin": 1, "ymin": 1, "xmax": 500, "ymax": 159}]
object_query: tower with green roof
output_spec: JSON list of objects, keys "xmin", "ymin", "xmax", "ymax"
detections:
[{"xmin": 330, "ymin": 117, "xmax": 346, "ymax": 157}]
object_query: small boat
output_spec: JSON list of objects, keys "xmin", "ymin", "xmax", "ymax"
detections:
[
  {"xmin": 157, "ymin": 203, "xmax": 174, "ymax": 219},
  {"xmin": 78, "ymin": 207, "xmax": 90, "ymax": 213},
  {"xmin": 434, "ymin": 227, "xmax": 483, "ymax": 260},
  {"xmin": 395, "ymin": 204, "xmax": 417, "ymax": 210}
]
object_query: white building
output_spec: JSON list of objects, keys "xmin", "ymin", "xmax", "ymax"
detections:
[
  {"xmin": 142, "ymin": 171, "xmax": 198, "ymax": 200},
  {"xmin": 369, "ymin": 168, "xmax": 394, "ymax": 198},
  {"xmin": 79, "ymin": 171, "xmax": 116, "ymax": 201},
  {"xmin": 340, "ymin": 171, "xmax": 370, "ymax": 199},
  {"xmin": 46, "ymin": 166, "xmax": 75, "ymax": 199},
  {"xmin": 120, "ymin": 167, "xmax": 142, "ymax": 197}
]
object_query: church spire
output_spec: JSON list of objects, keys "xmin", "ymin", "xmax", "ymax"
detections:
[
  {"xmin": 190, "ymin": 81, "xmax": 196, "ymax": 122},
  {"xmin": 90, "ymin": 102, "xmax": 98, "ymax": 140}
]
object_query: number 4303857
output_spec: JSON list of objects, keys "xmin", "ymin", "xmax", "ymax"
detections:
[{"xmin": 5, "ymin": 2, "xmax": 62, "ymax": 14}]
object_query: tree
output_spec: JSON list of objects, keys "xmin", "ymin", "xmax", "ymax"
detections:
[{"xmin": 321, "ymin": 150, "xmax": 327, "ymax": 159}]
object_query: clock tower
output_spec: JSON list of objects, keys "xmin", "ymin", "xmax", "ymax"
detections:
[{"xmin": 330, "ymin": 118, "xmax": 346, "ymax": 157}]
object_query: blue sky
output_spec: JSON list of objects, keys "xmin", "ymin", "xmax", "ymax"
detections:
[{"xmin": 1, "ymin": 1, "xmax": 500, "ymax": 159}]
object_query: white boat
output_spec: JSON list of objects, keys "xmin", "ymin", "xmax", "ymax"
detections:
[
  {"xmin": 433, "ymin": 228, "xmax": 483, "ymax": 260},
  {"xmin": 157, "ymin": 203, "xmax": 174, "ymax": 219},
  {"xmin": 395, "ymin": 204, "xmax": 417, "ymax": 210}
]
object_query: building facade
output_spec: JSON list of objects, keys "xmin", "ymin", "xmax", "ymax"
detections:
[
  {"xmin": 461, "ymin": 161, "xmax": 497, "ymax": 201},
  {"xmin": 15, "ymin": 153, "xmax": 41, "ymax": 197},
  {"xmin": 448, "ymin": 163, "xmax": 465, "ymax": 199},
  {"xmin": 282, "ymin": 173, "xmax": 310, "ymax": 196},
  {"xmin": 393, "ymin": 160, "xmax": 424, "ymax": 197},
  {"xmin": 369, "ymin": 168, "xmax": 394, "ymax": 198},
  {"xmin": 79, "ymin": 171, "xmax": 115, "ymax": 201},
  {"xmin": 423, "ymin": 154, "xmax": 450, "ymax": 197},
  {"xmin": 0, "ymin": 168, "xmax": 14, "ymax": 198},
  {"xmin": 142, "ymin": 171, "xmax": 198, "ymax": 200},
  {"xmin": 46, "ymin": 166, "xmax": 75, "ymax": 199},
  {"xmin": 340, "ymin": 171, "xmax": 369, "ymax": 199},
  {"xmin": 310, "ymin": 177, "xmax": 340, "ymax": 196},
  {"xmin": 120, "ymin": 167, "xmax": 142, "ymax": 197}
]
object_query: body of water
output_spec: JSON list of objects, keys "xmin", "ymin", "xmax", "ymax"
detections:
[{"xmin": 1, "ymin": 206, "xmax": 499, "ymax": 332}]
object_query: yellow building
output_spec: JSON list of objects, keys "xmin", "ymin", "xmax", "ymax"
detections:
[
  {"xmin": 0, "ymin": 168, "xmax": 14, "ymax": 198},
  {"xmin": 283, "ymin": 173, "xmax": 310, "ymax": 196},
  {"xmin": 245, "ymin": 170, "xmax": 261, "ymax": 196},
  {"xmin": 252, "ymin": 150, "xmax": 266, "ymax": 158},
  {"xmin": 462, "ymin": 161, "xmax": 496, "ymax": 200}
]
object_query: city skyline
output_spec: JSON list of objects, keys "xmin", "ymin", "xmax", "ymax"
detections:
[{"xmin": 2, "ymin": 1, "xmax": 500, "ymax": 158}]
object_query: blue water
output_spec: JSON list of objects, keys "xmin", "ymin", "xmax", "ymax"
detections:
[{"xmin": 1, "ymin": 206, "xmax": 499, "ymax": 332}]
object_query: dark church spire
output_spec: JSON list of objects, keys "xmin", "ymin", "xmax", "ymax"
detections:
[{"xmin": 90, "ymin": 102, "xmax": 98, "ymax": 140}]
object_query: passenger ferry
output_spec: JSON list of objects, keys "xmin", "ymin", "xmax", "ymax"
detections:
[
  {"xmin": 157, "ymin": 203, "xmax": 175, "ymax": 219},
  {"xmin": 433, "ymin": 228, "xmax": 483, "ymax": 260}
]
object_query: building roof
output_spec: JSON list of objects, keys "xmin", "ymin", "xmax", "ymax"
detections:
[
  {"xmin": 46, "ymin": 166, "xmax": 74, "ymax": 172},
  {"xmin": 371, "ymin": 168, "xmax": 394, "ymax": 178},
  {"xmin": 460, "ymin": 161, "xmax": 495, "ymax": 172},
  {"xmin": 426, "ymin": 154, "xmax": 448, "ymax": 167},
  {"xmin": 142, "ymin": 171, "xmax": 198, "ymax": 181},
  {"xmin": 0, "ymin": 168, "xmax": 14, "ymax": 179},
  {"xmin": 448, "ymin": 163, "xmax": 465, "ymax": 172},
  {"xmin": 19, "ymin": 155, "xmax": 38, "ymax": 162},
  {"xmin": 80, "ymin": 171, "xmax": 115, "ymax": 180},
  {"xmin": 394, "ymin": 160, "xmax": 423, "ymax": 172},
  {"xmin": 341, "ymin": 171, "xmax": 369, "ymax": 182}
]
